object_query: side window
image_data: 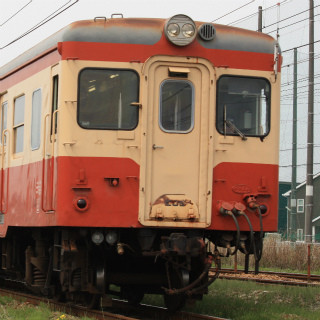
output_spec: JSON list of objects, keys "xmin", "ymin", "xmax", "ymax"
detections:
[
  {"xmin": 1, "ymin": 101, "xmax": 8, "ymax": 145},
  {"xmin": 159, "ymin": 80, "xmax": 194, "ymax": 133},
  {"xmin": 217, "ymin": 76, "xmax": 271, "ymax": 137},
  {"xmin": 78, "ymin": 68, "xmax": 139, "ymax": 130},
  {"xmin": 14, "ymin": 95, "xmax": 25, "ymax": 153},
  {"xmin": 51, "ymin": 75, "xmax": 59, "ymax": 134},
  {"xmin": 297, "ymin": 199, "xmax": 304, "ymax": 213},
  {"xmin": 31, "ymin": 89, "xmax": 42, "ymax": 150}
]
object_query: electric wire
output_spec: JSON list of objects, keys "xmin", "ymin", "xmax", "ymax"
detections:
[
  {"xmin": 0, "ymin": 0, "xmax": 79, "ymax": 50},
  {"xmin": 226, "ymin": 0, "xmax": 291, "ymax": 26},
  {"xmin": 282, "ymin": 40, "xmax": 320, "ymax": 53},
  {"xmin": 266, "ymin": 12, "xmax": 320, "ymax": 34},
  {"xmin": 262, "ymin": 4, "xmax": 320, "ymax": 30},
  {"xmin": 212, "ymin": 0, "xmax": 255, "ymax": 23},
  {"xmin": 0, "ymin": 0, "xmax": 32, "ymax": 27}
]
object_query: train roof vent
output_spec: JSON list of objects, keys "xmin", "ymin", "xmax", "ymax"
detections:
[{"xmin": 198, "ymin": 23, "xmax": 216, "ymax": 41}]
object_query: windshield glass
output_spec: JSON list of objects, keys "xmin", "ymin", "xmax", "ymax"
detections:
[
  {"xmin": 78, "ymin": 68, "xmax": 139, "ymax": 130},
  {"xmin": 217, "ymin": 76, "xmax": 271, "ymax": 137}
]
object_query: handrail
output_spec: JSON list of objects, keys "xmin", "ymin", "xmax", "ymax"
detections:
[{"xmin": 51, "ymin": 109, "xmax": 59, "ymax": 158}]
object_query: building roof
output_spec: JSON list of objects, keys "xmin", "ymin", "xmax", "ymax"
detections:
[{"xmin": 282, "ymin": 172, "xmax": 320, "ymax": 197}]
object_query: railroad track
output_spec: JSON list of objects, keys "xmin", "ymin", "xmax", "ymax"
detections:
[
  {"xmin": 0, "ymin": 285, "xmax": 228, "ymax": 320},
  {"xmin": 215, "ymin": 268, "xmax": 320, "ymax": 286}
]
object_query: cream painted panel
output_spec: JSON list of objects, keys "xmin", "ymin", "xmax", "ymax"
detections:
[
  {"xmin": 213, "ymin": 69, "xmax": 281, "ymax": 167},
  {"xmin": 4, "ymin": 66, "xmax": 57, "ymax": 168},
  {"xmin": 57, "ymin": 60, "xmax": 143, "ymax": 165},
  {"xmin": 139, "ymin": 56, "xmax": 214, "ymax": 228}
]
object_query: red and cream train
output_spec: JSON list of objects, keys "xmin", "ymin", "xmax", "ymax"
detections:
[{"xmin": 0, "ymin": 14, "xmax": 281, "ymax": 310}]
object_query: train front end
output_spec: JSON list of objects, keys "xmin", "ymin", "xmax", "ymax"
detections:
[{"xmin": 0, "ymin": 14, "xmax": 280, "ymax": 311}]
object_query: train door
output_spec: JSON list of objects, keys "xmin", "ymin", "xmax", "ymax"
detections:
[
  {"xmin": 42, "ymin": 66, "xmax": 59, "ymax": 212},
  {"xmin": 139, "ymin": 57, "xmax": 213, "ymax": 228}
]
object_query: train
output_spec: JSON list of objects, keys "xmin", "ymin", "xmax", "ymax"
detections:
[{"xmin": 0, "ymin": 14, "xmax": 281, "ymax": 311}]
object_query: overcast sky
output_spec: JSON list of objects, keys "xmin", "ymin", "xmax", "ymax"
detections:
[
  {"xmin": 0, "ymin": 0, "xmax": 286, "ymax": 66},
  {"xmin": 1, "ymin": 0, "xmax": 319, "ymax": 183}
]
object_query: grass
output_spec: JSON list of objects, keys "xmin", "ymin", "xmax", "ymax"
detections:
[
  {"xmin": 1, "ymin": 279, "xmax": 319, "ymax": 319},
  {"xmin": 2, "ymin": 234, "xmax": 319, "ymax": 319},
  {"xmin": 143, "ymin": 279, "xmax": 320, "ymax": 319},
  {"xmin": 0, "ymin": 297, "xmax": 92, "ymax": 320},
  {"xmin": 221, "ymin": 233, "xmax": 320, "ymax": 274}
]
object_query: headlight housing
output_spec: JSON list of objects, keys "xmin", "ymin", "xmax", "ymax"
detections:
[{"xmin": 164, "ymin": 14, "xmax": 197, "ymax": 46}]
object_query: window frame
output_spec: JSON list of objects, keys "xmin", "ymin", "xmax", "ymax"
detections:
[
  {"xmin": 297, "ymin": 199, "xmax": 304, "ymax": 213},
  {"xmin": 13, "ymin": 94, "xmax": 25, "ymax": 154},
  {"xmin": 159, "ymin": 79, "xmax": 195, "ymax": 134},
  {"xmin": 31, "ymin": 88, "xmax": 42, "ymax": 151},
  {"xmin": 77, "ymin": 68, "xmax": 140, "ymax": 131},
  {"xmin": 216, "ymin": 75, "xmax": 271, "ymax": 138},
  {"xmin": 51, "ymin": 75, "xmax": 59, "ymax": 135}
]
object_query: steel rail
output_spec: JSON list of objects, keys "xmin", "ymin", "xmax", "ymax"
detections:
[
  {"xmin": 0, "ymin": 286, "xmax": 229, "ymax": 320},
  {"xmin": 217, "ymin": 268, "xmax": 320, "ymax": 281},
  {"xmin": 214, "ymin": 268, "xmax": 320, "ymax": 287}
]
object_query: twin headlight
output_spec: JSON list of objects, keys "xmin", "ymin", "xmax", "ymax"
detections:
[
  {"xmin": 164, "ymin": 14, "xmax": 197, "ymax": 46},
  {"xmin": 165, "ymin": 14, "xmax": 216, "ymax": 46}
]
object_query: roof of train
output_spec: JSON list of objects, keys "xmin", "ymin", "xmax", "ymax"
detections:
[{"xmin": 0, "ymin": 17, "xmax": 277, "ymax": 78}]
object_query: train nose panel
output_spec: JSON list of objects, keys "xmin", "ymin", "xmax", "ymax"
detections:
[{"xmin": 150, "ymin": 194, "xmax": 199, "ymax": 221}]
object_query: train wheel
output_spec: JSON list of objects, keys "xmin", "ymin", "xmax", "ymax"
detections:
[{"xmin": 164, "ymin": 267, "xmax": 188, "ymax": 312}]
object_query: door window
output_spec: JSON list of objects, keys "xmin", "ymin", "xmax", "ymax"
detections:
[{"xmin": 159, "ymin": 80, "xmax": 194, "ymax": 133}]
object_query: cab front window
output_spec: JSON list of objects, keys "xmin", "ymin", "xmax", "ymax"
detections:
[
  {"xmin": 216, "ymin": 76, "xmax": 271, "ymax": 137},
  {"xmin": 78, "ymin": 68, "xmax": 139, "ymax": 130}
]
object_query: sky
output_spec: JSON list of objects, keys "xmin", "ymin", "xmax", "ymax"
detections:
[{"xmin": 1, "ymin": 0, "xmax": 319, "ymax": 183}]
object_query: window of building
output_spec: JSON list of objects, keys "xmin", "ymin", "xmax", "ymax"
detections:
[
  {"xmin": 1, "ymin": 101, "xmax": 8, "ymax": 145},
  {"xmin": 159, "ymin": 80, "xmax": 194, "ymax": 133},
  {"xmin": 14, "ymin": 95, "xmax": 25, "ymax": 153},
  {"xmin": 217, "ymin": 76, "xmax": 271, "ymax": 137},
  {"xmin": 78, "ymin": 68, "xmax": 139, "ymax": 130},
  {"xmin": 297, "ymin": 228, "xmax": 304, "ymax": 241},
  {"xmin": 297, "ymin": 199, "xmax": 304, "ymax": 213},
  {"xmin": 31, "ymin": 89, "xmax": 42, "ymax": 150}
]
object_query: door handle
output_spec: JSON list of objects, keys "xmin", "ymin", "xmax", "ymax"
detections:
[{"xmin": 152, "ymin": 144, "xmax": 164, "ymax": 150}]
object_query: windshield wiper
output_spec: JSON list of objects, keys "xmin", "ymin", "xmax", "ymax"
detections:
[{"xmin": 225, "ymin": 120, "xmax": 247, "ymax": 141}]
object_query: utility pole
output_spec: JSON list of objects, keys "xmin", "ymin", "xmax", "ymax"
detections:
[
  {"xmin": 305, "ymin": 0, "xmax": 314, "ymax": 243},
  {"xmin": 291, "ymin": 47, "xmax": 297, "ymax": 240}
]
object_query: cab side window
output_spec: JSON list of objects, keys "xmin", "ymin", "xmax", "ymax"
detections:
[{"xmin": 14, "ymin": 95, "xmax": 25, "ymax": 153}]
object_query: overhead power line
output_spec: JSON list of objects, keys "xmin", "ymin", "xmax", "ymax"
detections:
[
  {"xmin": 226, "ymin": 0, "xmax": 290, "ymax": 27},
  {"xmin": 282, "ymin": 40, "xmax": 320, "ymax": 53},
  {"xmin": 262, "ymin": 4, "xmax": 320, "ymax": 30},
  {"xmin": 0, "ymin": 0, "xmax": 32, "ymax": 27},
  {"xmin": 212, "ymin": 0, "xmax": 256, "ymax": 22},
  {"xmin": 0, "ymin": 0, "xmax": 79, "ymax": 50},
  {"xmin": 266, "ymin": 12, "xmax": 320, "ymax": 34}
]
